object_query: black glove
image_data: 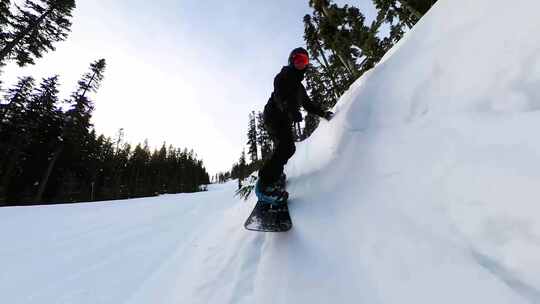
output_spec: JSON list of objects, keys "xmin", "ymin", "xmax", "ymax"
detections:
[
  {"xmin": 322, "ymin": 111, "xmax": 334, "ymax": 121},
  {"xmin": 290, "ymin": 111, "xmax": 303, "ymax": 123}
]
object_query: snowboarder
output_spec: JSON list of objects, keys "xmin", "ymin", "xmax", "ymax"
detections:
[{"xmin": 255, "ymin": 47, "xmax": 334, "ymax": 205}]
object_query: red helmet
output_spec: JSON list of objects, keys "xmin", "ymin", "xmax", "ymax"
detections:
[{"xmin": 288, "ymin": 47, "xmax": 309, "ymax": 70}]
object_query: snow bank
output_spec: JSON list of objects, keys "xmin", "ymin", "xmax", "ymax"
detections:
[{"xmin": 287, "ymin": 0, "xmax": 540, "ymax": 302}]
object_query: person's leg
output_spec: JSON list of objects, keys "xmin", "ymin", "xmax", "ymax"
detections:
[{"xmin": 258, "ymin": 122, "xmax": 295, "ymax": 187}]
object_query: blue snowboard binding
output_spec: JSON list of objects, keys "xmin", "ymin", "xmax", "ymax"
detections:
[{"xmin": 255, "ymin": 176, "xmax": 288, "ymax": 206}]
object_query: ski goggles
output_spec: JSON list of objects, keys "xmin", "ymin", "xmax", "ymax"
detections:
[{"xmin": 292, "ymin": 53, "xmax": 309, "ymax": 70}]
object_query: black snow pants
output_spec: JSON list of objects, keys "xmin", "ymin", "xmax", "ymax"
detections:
[{"xmin": 258, "ymin": 102, "xmax": 296, "ymax": 187}]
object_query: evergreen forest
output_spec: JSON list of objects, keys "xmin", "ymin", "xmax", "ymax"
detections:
[{"xmin": 0, "ymin": 0, "xmax": 210, "ymax": 206}]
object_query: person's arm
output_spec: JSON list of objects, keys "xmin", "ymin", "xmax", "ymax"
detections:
[
  {"xmin": 300, "ymin": 84, "xmax": 324, "ymax": 117},
  {"xmin": 300, "ymin": 84, "xmax": 334, "ymax": 121}
]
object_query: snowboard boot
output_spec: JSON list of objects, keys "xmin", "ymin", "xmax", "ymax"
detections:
[{"xmin": 255, "ymin": 179, "xmax": 289, "ymax": 206}]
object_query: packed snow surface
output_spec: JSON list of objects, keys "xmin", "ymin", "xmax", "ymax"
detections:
[{"xmin": 3, "ymin": 0, "xmax": 540, "ymax": 302}]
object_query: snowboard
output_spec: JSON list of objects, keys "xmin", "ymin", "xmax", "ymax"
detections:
[{"xmin": 244, "ymin": 201, "xmax": 292, "ymax": 232}]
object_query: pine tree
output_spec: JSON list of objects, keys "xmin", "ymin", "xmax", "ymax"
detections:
[
  {"xmin": 89, "ymin": 134, "xmax": 111, "ymax": 201},
  {"xmin": 305, "ymin": 0, "xmax": 419, "ymax": 84},
  {"xmin": 301, "ymin": 0, "xmax": 436, "ymax": 141},
  {"xmin": 0, "ymin": 0, "xmax": 12, "ymax": 46},
  {"xmin": 0, "ymin": 76, "xmax": 33, "ymax": 122},
  {"xmin": 115, "ymin": 142, "xmax": 130, "ymax": 198},
  {"xmin": 303, "ymin": 14, "xmax": 340, "ymax": 101},
  {"xmin": 166, "ymin": 145, "xmax": 179, "ymax": 193},
  {"xmin": 372, "ymin": 0, "xmax": 437, "ymax": 46},
  {"xmin": 151, "ymin": 143, "xmax": 168, "ymax": 194},
  {"xmin": 304, "ymin": 1, "xmax": 369, "ymax": 109},
  {"xmin": 0, "ymin": 0, "xmax": 76, "ymax": 66},
  {"xmin": 246, "ymin": 111, "xmax": 258, "ymax": 163},
  {"xmin": 238, "ymin": 150, "xmax": 247, "ymax": 189},
  {"xmin": 256, "ymin": 111, "xmax": 272, "ymax": 160},
  {"xmin": 25, "ymin": 76, "xmax": 62, "ymax": 202},
  {"xmin": 404, "ymin": 0, "xmax": 436, "ymax": 15},
  {"xmin": 309, "ymin": 0, "xmax": 392, "ymax": 78},
  {"xmin": 0, "ymin": 76, "xmax": 68, "ymax": 203},
  {"xmin": 35, "ymin": 58, "xmax": 106, "ymax": 202},
  {"xmin": 127, "ymin": 141, "xmax": 150, "ymax": 197},
  {"xmin": 373, "ymin": 0, "xmax": 435, "ymax": 29},
  {"xmin": 0, "ymin": 76, "xmax": 34, "ymax": 202},
  {"xmin": 309, "ymin": 0, "xmax": 359, "ymax": 79}
]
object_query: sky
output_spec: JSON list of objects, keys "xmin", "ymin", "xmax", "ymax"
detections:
[{"xmin": 3, "ymin": 0, "xmax": 375, "ymax": 175}]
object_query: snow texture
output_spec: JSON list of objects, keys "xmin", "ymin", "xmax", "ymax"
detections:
[{"xmin": 2, "ymin": 0, "xmax": 540, "ymax": 302}]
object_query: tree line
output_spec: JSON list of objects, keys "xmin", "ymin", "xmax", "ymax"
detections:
[
  {"xmin": 219, "ymin": 0, "xmax": 437, "ymax": 183},
  {"xmin": 0, "ymin": 0, "xmax": 210, "ymax": 205}
]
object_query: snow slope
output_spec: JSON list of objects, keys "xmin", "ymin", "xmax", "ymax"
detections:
[{"xmin": 3, "ymin": 0, "xmax": 540, "ymax": 303}]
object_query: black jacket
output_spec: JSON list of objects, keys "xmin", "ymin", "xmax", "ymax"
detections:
[{"xmin": 267, "ymin": 66, "xmax": 325, "ymax": 123}]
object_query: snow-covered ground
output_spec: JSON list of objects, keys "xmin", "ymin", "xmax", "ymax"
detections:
[{"xmin": 3, "ymin": 0, "xmax": 540, "ymax": 303}]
